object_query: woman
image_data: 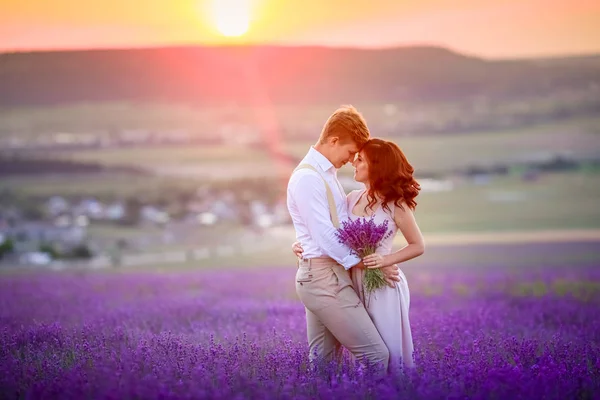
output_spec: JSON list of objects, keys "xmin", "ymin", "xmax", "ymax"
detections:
[{"xmin": 292, "ymin": 138, "xmax": 425, "ymax": 371}]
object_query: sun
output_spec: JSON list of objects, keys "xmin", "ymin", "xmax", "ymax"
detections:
[{"xmin": 211, "ymin": 0, "xmax": 252, "ymax": 38}]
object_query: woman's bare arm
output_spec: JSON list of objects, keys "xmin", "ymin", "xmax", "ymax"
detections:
[{"xmin": 381, "ymin": 203, "xmax": 425, "ymax": 267}]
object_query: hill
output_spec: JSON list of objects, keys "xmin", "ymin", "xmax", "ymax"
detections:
[{"xmin": 1, "ymin": 45, "xmax": 599, "ymax": 107}]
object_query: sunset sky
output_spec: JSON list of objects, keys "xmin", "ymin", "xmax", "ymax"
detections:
[{"xmin": 1, "ymin": 0, "xmax": 599, "ymax": 58}]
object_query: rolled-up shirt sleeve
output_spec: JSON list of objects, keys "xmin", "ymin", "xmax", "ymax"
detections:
[{"xmin": 292, "ymin": 172, "xmax": 361, "ymax": 270}]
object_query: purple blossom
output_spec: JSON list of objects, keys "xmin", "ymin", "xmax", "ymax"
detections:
[
  {"xmin": 335, "ymin": 217, "xmax": 392, "ymax": 258},
  {"xmin": 0, "ymin": 263, "xmax": 598, "ymax": 399}
]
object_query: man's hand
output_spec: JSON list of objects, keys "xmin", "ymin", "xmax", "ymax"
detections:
[
  {"xmin": 292, "ymin": 242, "xmax": 304, "ymax": 258},
  {"xmin": 353, "ymin": 260, "xmax": 366, "ymax": 269},
  {"xmin": 380, "ymin": 264, "xmax": 401, "ymax": 288}
]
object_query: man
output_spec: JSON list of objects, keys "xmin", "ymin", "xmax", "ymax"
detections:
[{"xmin": 286, "ymin": 105, "xmax": 400, "ymax": 371}]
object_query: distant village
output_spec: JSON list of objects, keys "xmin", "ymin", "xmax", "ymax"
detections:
[
  {"xmin": 0, "ymin": 180, "xmax": 293, "ymax": 267},
  {"xmin": 1, "ymin": 144, "xmax": 596, "ymax": 269}
]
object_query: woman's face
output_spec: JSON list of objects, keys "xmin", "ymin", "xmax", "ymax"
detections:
[{"xmin": 352, "ymin": 151, "xmax": 369, "ymax": 184}]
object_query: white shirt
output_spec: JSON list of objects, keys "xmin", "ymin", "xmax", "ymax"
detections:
[{"xmin": 286, "ymin": 147, "xmax": 361, "ymax": 270}]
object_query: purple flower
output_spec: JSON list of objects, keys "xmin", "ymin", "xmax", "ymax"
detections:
[
  {"xmin": 1, "ymin": 250, "xmax": 598, "ymax": 399},
  {"xmin": 335, "ymin": 217, "xmax": 393, "ymax": 294},
  {"xmin": 335, "ymin": 217, "xmax": 391, "ymax": 259}
]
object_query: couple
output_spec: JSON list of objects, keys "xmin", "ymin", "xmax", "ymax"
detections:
[{"xmin": 286, "ymin": 105, "xmax": 425, "ymax": 373}]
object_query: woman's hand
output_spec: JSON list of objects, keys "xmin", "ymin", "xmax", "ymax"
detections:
[
  {"xmin": 292, "ymin": 241, "xmax": 304, "ymax": 258},
  {"xmin": 363, "ymin": 253, "xmax": 385, "ymax": 269},
  {"xmin": 364, "ymin": 254, "xmax": 399, "ymax": 287}
]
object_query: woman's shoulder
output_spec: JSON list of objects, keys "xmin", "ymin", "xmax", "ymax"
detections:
[
  {"xmin": 390, "ymin": 199, "xmax": 414, "ymax": 219},
  {"xmin": 346, "ymin": 189, "xmax": 364, "ymax": 200},
  {"xmin": 346, "ymin": 189, "xmax": 364, "ymax": 209}
]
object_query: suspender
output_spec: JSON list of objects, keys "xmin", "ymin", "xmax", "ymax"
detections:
[{"xmin": 293, "ymin": 163, "xmax": 340, "ymax": 228}]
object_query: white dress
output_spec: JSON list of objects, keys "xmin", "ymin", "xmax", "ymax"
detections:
[{"xmin": 347, "ymin": 189, "xmax": 415, "ymax": 370}]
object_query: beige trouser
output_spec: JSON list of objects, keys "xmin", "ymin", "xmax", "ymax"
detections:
[{"xmin": 295, "ymin": 257, "xmax": 389, "ymax": 371}]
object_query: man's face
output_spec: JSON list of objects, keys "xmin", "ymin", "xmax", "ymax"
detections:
[{"xmin": 331, "ymin": 139, "xmax": 360, "ymax": 169}]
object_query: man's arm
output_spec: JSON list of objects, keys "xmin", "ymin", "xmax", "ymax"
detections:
[{"xmin": 292, "ymin": 172, "xmax": 361, "ymax": 270}]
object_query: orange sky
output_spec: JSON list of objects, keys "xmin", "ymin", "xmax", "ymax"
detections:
[{"xmin": 1, "ymin": 0, "xmax": 599, "ymax": 58}]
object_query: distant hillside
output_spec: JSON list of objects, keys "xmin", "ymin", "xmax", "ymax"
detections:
[
  {"xmin": 0, "ymin": 154, "xmax": 146, "ymax": 176},
  {"xmin": 1, "ymin": 45, "xmax": 599, "ymax": 107}
]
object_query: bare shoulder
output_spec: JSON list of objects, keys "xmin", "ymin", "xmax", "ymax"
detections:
[
  {"xmin": 346, "ymin": 189, "xmax": 365, "ymax": 206},
  {"xmin": 347, "ymin": 189, "xmax": 362, "ymax": 199},
  {"xmin": 393, "ymin": 201, "xmax": 415, "ymax": 220}
]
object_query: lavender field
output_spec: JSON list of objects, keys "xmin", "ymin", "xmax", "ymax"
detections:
[{"xmin": 1, "ymin": 242, "xmax": 600, "ymax": 399}]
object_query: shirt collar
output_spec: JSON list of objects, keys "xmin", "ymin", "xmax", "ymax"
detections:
[{"xmin": 308, "ymin": 146, "xmax": 335, "ymax": 173}]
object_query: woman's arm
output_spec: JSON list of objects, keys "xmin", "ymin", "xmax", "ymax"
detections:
[{"xmin": 381, "ymin": 203, "xmax": 425, "ymax": 267}]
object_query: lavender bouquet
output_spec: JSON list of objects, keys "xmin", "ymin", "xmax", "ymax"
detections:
[{"xmin": 335, "ymin": 217, "xmax": 393, "ymax": 294}]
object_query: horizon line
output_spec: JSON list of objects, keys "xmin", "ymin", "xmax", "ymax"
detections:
[{"xmin": 1, "ymin": 42, "xmax": 599, "ymax": 61}]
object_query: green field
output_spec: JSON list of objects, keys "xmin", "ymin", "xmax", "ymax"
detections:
[
  {"xmin": 0, "ymin": 103, "xmax": 223, "ymax": 137},
  {"xmin": 15, "ymin": 115, "xmax": 598, "ymax": 177},
  {"xmin": 2, "ymin": 115, "xmax": 600, "ymax": 237},
  {"xmin": 412, "ymin": 172, "xmax": 600, "ymax": 233},
  {"xmin": 2, "ymin": 114, "xmax": 594, "ymax": 191},
  {"xmin": 0, "ymin": 173, "xmax": 201, "ymax": 199},
  {"xmin": 0, "ymin": 102, "xmax": 434, "ymax": 138},
  {"xmin": 3, "ymin": 171, "xmax": 598, "ymax": 237},
  {"xmin": 0, "ymin": 101, "xmax": 519, "ymax": 138},
  {"xmin": 37, "ymin": 146, "xmax": 268, "ymax": 166},
  {"xmin": 293, "ymin": 116, "xmax": 600, "ymax": 176}
]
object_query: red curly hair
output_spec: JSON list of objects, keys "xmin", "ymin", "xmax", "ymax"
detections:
[{"xmin": 360, "ymin": 138, "xmax": 421, "ymax": 214}]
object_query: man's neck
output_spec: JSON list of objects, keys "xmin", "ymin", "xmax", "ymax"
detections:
[{"xmin": 313, "ymin": 143, "xmax": 334, "ymax": 166}]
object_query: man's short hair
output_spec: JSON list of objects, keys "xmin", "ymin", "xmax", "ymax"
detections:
[{"xmin": 318, "ymin": 105, "xmax": 370, "ymax": 148}]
